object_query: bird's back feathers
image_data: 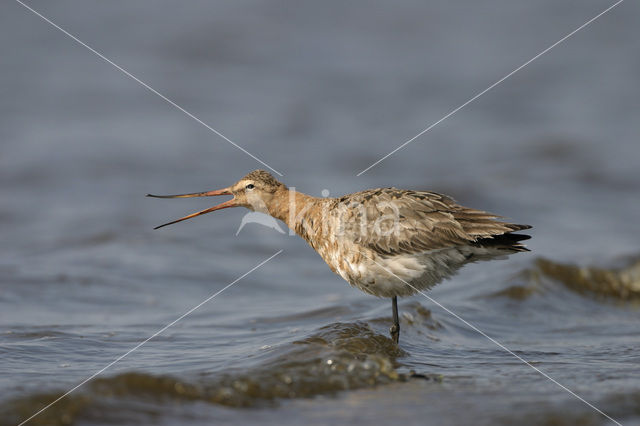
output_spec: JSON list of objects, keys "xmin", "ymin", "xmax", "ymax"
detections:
[{"xmin": 331, "ymin": 188, "xmax": 530, "ymax": 256}]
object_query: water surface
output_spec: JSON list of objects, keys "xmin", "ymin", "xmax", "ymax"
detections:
[{"xmin": 1, "ymin": 1, "xmax": 639, "ymax": 425}]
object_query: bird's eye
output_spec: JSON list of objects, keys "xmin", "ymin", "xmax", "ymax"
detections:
[{"xmin": 245, "ymin": 184, "xmax": 255, "ymax": 190}]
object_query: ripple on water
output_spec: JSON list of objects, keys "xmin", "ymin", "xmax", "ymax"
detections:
[
  {"xmin": 487, "ymin": 256, "xmax": 640, "ymax": 302},
  {"xmin": 0, "ymin": 321, "xmax": 442, "ymax": 425},
  {"xmin": 535, "ymin": 257, "xmax": 640, "ymax": 301}
]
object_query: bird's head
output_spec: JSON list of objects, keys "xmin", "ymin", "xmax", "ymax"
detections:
[{"xmin": 147, "ymin": 170, "xmax": 286, "ymax": 229}]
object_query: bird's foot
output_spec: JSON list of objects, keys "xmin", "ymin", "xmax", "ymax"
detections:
[{"xmin": 389, "ymin": 324, "xmax": 399, "ymax": 344}]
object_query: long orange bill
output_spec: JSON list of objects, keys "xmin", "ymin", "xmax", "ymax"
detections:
[
  {"xmin": 146, "ymin": 188, "xmax": 231, "ymax": 199},
  {"xmin": 147, "ymin": 188, "xmax": 234, "ymax": 229}
]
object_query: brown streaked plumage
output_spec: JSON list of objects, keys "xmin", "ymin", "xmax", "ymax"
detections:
[{"xmin": 148, "ymin": 170, "xmax": 531, "ymax": 343}]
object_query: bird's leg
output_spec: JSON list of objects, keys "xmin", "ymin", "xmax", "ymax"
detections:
[{"xmin": 390, "ymin": 296, "xmax": 400, "ymax": 344}]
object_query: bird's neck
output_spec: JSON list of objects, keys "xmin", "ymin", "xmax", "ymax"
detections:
[
  {"xmin": 267, "ymin": 187, "xmax": 329, "ymax": 243},
  {"xmin": 268, "ymin": 187, "xmax": 318, "ymax": 225}
]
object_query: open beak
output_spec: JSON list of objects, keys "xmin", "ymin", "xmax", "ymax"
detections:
[{"xmin": 147, "ymin": 188, "xmax": 235, "ymax": 229}]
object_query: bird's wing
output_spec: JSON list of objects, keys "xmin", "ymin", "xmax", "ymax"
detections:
[{"xmin": 333, "ymin": 188, "xmax": 528, "ymax": 255}]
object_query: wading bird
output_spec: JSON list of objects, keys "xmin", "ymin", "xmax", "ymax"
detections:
[{"xmin": 148, "ymin": 170, "xmax": 531, "ymax": 343}]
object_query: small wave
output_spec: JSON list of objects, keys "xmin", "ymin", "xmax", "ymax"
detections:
[
  {"xmin": 1, "ymin": 321, "xmax": 437, "ymax": 425},
  {"xmin": 488, "ymin": 284, "xmax": 540, "ymax": 300},
  {"xmin": 535, "ymin": 257, "xmax": 640, "ymax": 301},
  {"xmin": 490, "ymin": 257, "xmax": 640, "ymax": 302}
]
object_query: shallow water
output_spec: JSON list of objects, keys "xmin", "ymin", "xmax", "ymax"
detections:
[{"xmin": 1, "ymin": 0, "xmax": 640, "ymax": 425}]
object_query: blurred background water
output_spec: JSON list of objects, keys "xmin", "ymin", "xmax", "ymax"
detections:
[{"xmin": 1, "ymin": 0, "xmax": 639, "ymax": 425}]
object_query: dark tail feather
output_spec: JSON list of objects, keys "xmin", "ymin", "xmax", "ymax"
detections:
[{"xmin": 474, "ymin": 224, "xmax": 532, "ymax": 252}]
